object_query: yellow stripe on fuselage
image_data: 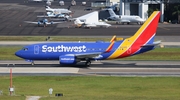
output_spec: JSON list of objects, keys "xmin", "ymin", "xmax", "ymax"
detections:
[{"xmin": 107, "ymin": 11, "xmax": 159, "ymax": 59}]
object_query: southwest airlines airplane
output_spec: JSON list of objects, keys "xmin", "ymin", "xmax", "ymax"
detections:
[{"xmin": 15, "ymin": 11, "xmax": 161, "ymax": 66}]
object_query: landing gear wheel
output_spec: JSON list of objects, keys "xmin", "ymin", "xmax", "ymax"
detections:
[
  {"xmin": 31, "ymin": 61, "xmax": 34, "ymax": 65},
  {"xmin": 85, "ymin": 61, "xmax": 91, "ymax": 67}
]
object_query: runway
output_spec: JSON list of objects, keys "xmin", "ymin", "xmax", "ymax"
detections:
[
  {"xmin": 0, "ymin": 1, "xmax": 180, "ymax": 77},
  {"xmin": 0, "ymin": 60, "xmax": 180, "ymax": 76}
]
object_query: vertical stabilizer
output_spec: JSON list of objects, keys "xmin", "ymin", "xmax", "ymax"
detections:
[
  {"xmin": 130, "ymin": 11, "xmax": 160, "ymax": 44},
  {"xmin": 107, "ymin": 11, "xmax": 160, "ymax": 59},
  {"xmin": 108, "ymin": 8, "xmax": 117, "ymax": 17}
]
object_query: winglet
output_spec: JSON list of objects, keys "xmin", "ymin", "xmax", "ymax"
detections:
[
  {"xmin": 105, "ymin": 41, "xmax": 115, "ymax": 52},
  {"xmin": 110, "ymin": 35, "xmax": 116, "ymax": 42}
]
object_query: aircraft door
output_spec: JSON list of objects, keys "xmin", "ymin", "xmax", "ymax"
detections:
[{"xmin": 34, "ymin": 45, "xmax": 39, "ymax": 54}]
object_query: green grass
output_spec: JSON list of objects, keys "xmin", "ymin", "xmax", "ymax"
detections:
[
  {"xmin": 0, "ymin": 76, "xmax": 180, "ymax": 100},
  {"xmin": 0, "ymin": 46, "xmax": 180, "ymax": 60},
  {"xmin": 121, "ymin": 47, "xmax": 180, "ymax": 60},
  {"xmin": 0, "ymin": 46, "xmax": 22, "ymax": 60}
]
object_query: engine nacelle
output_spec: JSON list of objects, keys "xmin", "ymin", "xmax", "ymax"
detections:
[{"xmin": 59, "ymin": 55, "xmax": 76, "ymax": 64}]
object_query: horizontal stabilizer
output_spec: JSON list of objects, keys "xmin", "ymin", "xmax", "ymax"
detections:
[{"xmin": 141, "ymin": 40, "xmax": 161, "ymax": 47}]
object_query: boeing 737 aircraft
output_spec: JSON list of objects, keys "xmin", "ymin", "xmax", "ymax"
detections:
[
  {"xmin": 16, "ymin": 11, "xmax": 161, "ymax": 66},
  {"xmin": 107, "ymin": 8, "xmax": 145, "ymax": 25}
]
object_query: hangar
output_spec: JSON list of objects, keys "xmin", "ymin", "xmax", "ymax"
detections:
[
  {"xmin": 119, "ymin": 0, "xmax": 164, "ymax": 22},
  {"xmin": 104, "ymin": 0, "xmax": 180, "ymax": 23}
]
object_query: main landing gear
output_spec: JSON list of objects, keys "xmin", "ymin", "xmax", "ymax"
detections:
[
  {"xmin": 85, "ymin": 60, "xmax": 91, "ymax": 67},
  {"xmin": 31, "ymin": 61, "xmax": 34, "ymax": 65}
]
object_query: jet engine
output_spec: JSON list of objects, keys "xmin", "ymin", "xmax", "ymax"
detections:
[{"xmin": 59, "ymin": 55, "xmax": 77, "ymax": 64}]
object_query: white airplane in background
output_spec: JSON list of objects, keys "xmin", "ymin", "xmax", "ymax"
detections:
[
  {"xmin": 37, "ymin": 6, "xmax": 72, "ymax": 20},
  {"xmin": 24, "ymin": 18, "xmax": 62, "ymax": 27},
  {"xmin": 45, "ymin": 6, "xmax": 72, "ymax": 15},
  {"xmin": 74, "ymin": 11, "xmax": 111, "ymax": 28},
  {"xmin": 37, "ymin": 13, "xmax": 71, "ymax": 20},
  {"xmin": 107, "ymin": 8, "xmax": 145, "ymax": 25}
]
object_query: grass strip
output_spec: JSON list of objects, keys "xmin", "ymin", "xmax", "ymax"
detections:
[
  {"xmin": 0, "ymin": 76, "xmax": 180, "ymax": 100},
  {"xmin": 0, "ymin": 46, "xmax": 180, "ymax": 60}
]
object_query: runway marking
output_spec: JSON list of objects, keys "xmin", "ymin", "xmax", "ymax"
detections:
[
  {"xmin": 89, "ymin": 68, "xmax": 180, "ymax": 70},
  {"xmin": 0, "ymin": 67, "xmax": 80, "ymax": 73}
]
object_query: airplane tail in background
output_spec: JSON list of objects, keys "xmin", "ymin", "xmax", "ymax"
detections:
[
  {"xmin": 107, "ymin": 8, "xmax": 117, "ymax": 17},
  {"xmin": 45, "ymin": 6, "xmax": 51, "ymax": 9},
  {"xmin": 74, "ymin": 19, "xmax": 84, "ymax": 27},
  {"xmin": 74, "ymin": 19, "xmax": 82, "ymax": 25},
  {"xmin": 111, "ymin": 4, "xmax": 118, "ymax": 10}
]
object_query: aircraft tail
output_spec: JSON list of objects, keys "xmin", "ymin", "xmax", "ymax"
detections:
[
  {"xmin": 74, "ymin": 18, "xmax": 84, "ymax": 27},
  {"xmin": 74, "ymin": 19, "xmax": 81, "ymax": 25},
  {"xmin": 110, "ymin": 4, "xmax": 118, "ymax": 10},
  {"xmin": 130, "ymin": 11, "xmax": 160, "ymax": 45},
  {"xmin": 107, "ymin": 11, "xmax": 160, "ymax": 59},
  {"xmin": 45, "ymin": 6, "xmax": 51, "ymax": 9},
  {"xmin": 107, "ymin": 8, "xmax": 117, "ymax": 17}
]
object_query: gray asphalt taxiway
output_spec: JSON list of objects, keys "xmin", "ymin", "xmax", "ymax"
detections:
[
  {"xmin": 0, "ymin": 60, "xmax": 180, "ymax": 76},
  {"xmin": 0, "ymin": 0, "xmax": 180, "ymax": 37},
  {"xmin": 0, "ymin": 0, "xmax": 180, "ymax": 77}
]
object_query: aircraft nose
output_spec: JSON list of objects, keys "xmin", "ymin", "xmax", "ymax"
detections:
[{"xmin": 15, "ymin": 50, "xmax": 22, "ymax": 58}]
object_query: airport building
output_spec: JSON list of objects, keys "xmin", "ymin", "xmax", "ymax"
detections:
[
  {"xmin": 119, "ymin": 0, "xmax": 180, "ymax": 22},
  {"xmin": 92, "ymin": 0, "xmax": 180, "ymax": 22}
]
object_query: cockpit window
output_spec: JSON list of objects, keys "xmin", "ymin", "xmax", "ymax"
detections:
[{"xmin": 22, "ymin": 48, "xmax": 28, "ymax": 51}]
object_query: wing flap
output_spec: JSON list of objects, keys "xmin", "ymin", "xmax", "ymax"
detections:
[{"xmin": 66, "ymin": 52, "xmax": 102, "ymax": 59}]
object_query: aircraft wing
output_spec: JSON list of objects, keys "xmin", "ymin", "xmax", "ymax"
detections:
[
  {"xmin": 24, "ymin": 21, "xmax": 38, "ymax": 24},
  {"xmin": 73, "ymin": 52, "xmax": 103, "ymax": 59},
  {"xmin": 65, "ymin": 41, "xmax": 115, "ymax": 59},
  {"xmin": 141, "ymin": 41, "xmax": 161, "ymax": 47},
  {"xmin": 37, "ymin": 15, "xmax": 50, "ymax": 18},
  {"xmin": 46, "ymin": 22, "xmax": 63, "ymax": 25},
  {"xmin": 52, "ymin": 22, "xmax": 63, "ymax": 24}
]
